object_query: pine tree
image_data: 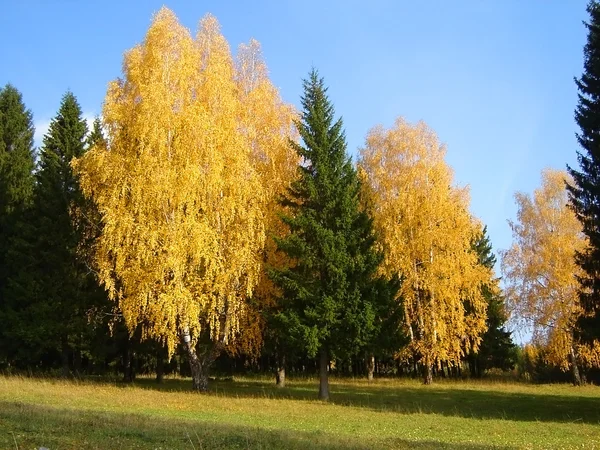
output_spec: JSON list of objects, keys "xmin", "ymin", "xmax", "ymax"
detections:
[
  {"xmin": 270, "ymin": 70, "xmax": 396, "ymax": 400},
  {"xmin": 87, "ymin": 117, "xmax": 105, "ymax": 148},
  {"xmin": 467, "ymin": 227, "xmax": 516, "ymax": 377},
  {"xmin": 567, "ymin": 0, "xmax": 600, "ymax": 348},
  {"xmin": 22, "ymin": 91, "xmax": 95, "ymax": 375},
  {"xmin": 0, "ymin": 84, "xmax": 36, "ymax": 367},
  {"xmin": 0, "ymin": 85, "xmax": 35, "ymax": 216}
]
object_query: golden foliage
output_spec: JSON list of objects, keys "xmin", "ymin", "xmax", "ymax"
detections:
[
  {"xmin": 359, "ymin": 118, "xmax": 490, "ymax": 366},
  {"xmin": 502, "ymin": 169, "xmax": 587, "ymax": 370},
  {"xmin": 73, "ymin": 8, "xmax": 281, "ymax": 357},
  {"xmin": 224, "ymin": 40, "xmax": 298, "ymax": 358},
  {"xmin": 235, "ymin": 39, "xmax": 298, "ymax": 307}
]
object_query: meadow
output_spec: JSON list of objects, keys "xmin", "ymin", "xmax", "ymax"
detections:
[{"xmin": 1, "ymin": 375, "xmax": 599, "ymax": 449}]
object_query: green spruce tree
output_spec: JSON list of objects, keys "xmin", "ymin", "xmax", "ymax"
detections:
[
  {"xmin": 87, "ymin": 117, "xmax": 105, "ymax": 149},
  {"xmin": 466, "ymin": 227, "xmax": 516, "ymax": 377},
  {"xmin": 270, "ymin": 70, "xmax": 398, "ymax": 400},
  {"xmin": 38, "ymin": 91, "xmax": 91, "ymax": 375},
  {"xmin": 0, "ymin": 84, "xmax": 35, "ymax": 216},
  {"xmin": 7, "ymin": 91, "xmax": 101, "ymax": 374},
  {"xmin": 0, "ymin": 84, "xmax": 36, "ymax": 367},
  {"xmin": 568, "ymin": 0, "xmax": 600, "ymax": 347}
]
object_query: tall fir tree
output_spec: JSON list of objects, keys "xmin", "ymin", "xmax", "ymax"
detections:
[
  {"xmin": 0, "ymin": 84, "xmax": 36, "ymax": 367},
  {"xmin": 0, "ymin": 84, "xmax": 35, "ymax": 216},
  {"xmin": 567, "ymin": 0, "xmax": 600, "ymax": 348},
  {"xmin": 39, "ymin": 91, "xmax": 91, "ymax": 375},
  {"xmin": 9, "ymin": 91, "xmax": 100, "ymax": 374},
  {"xmin": 270, "ymin": 70, "xmax": 398, "ymax": 400},
  {"xmin": 466, "ymin": 227, "xmax": 516, "ymax": 377},
  {"xmin": 86, "ymin": 117, "xmax": 104, "ymax": 149}
]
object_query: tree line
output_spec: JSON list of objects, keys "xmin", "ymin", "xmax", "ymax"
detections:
[{"xmin": 1, "ymin": 4, "xmax": 600, "ymax": 395}]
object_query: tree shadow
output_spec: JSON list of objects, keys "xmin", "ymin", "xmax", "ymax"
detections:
[
  {"xmin": 0, "ymin": 400, "xmax": 513, "ymax": 450},
  {"xmin": 127, "ymin": 377, "xmax": 600, "ymax": 424}
]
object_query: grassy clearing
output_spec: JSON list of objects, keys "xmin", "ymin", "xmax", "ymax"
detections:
[{"xmin": 1, "ymin": 375, "xmax": 599, "ymax": 449}]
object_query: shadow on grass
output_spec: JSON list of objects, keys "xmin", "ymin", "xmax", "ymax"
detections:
[
  {"xmin": 0, "ymin": 400, "xmax": 513, "ymax": 450},
  {"xmin": 126, "ymin": 377, "xmax": 600, "ymax": 425}
]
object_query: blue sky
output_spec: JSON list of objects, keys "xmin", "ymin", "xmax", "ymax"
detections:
[{"xmin": 0, "ymin": 0, "xmax": 589, "ymax": 273}]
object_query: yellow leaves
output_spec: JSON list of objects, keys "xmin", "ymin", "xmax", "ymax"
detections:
[
  {"xmin": 359, "ymin": 118, "xmax": 490, "ymax": 364},
  {"xmin": 502, "ymin": 168, "xmax": 586, "ymax": 370},
  {"xmin": 72, "ymin": 8, "xmax": 295, "ymax": 358}
]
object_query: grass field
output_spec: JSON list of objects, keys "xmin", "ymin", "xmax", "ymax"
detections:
[{"xmin": 1, "ymin": 375, "xmax": 599, "ymax": 449}]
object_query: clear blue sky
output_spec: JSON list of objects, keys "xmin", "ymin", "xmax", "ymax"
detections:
[{"xmin": 0, "ymin": 0, "xmax": 589, "ymax": 271}]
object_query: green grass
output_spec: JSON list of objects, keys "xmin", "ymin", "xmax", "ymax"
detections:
[{"xmin": 1, "ymin": 375, "xmax": 599, "ymax": 449}]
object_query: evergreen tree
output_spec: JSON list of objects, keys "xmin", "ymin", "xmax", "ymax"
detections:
[
  {"xmin": 87, "ymin": 117, "xmax": 104, "ymax": 148},
  {"xmin": 0, "ymin": 85, "xmax": 35, "ymax": 216},
  {"xmin": 270, "ymin": 70, "xmax": 398, "ymax": 400},
  {"xmin": 467, "ymin": 227, "xmax": 516, "ymax": 377},
  {"xmin": 0, "ymin": 84, "xmax": 36, "ymax": 367},
  {"xmin": 567, "ymin": 0, "xmax": 600, "ymax": 346},
  {"xmin": 4, "ymin": 91, "xmax": 101, "ymax": 373},
  {"xmin": 38, "ymin": 91, "xmax": 94, "ymax": 375}
]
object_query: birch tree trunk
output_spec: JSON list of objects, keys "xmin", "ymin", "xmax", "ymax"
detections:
[
  {"xmin": 367, "ymin": 353, "xmax": 375, "ymax": 381},
  {"xmin": 570, "ymin": 344, "xmax": 582, "ymax": 386},
  {"xmin": 275, "ymin": 353, "xmax": 286, "ymax": 388},
  {"xmin": 181, "ymin": 329, "xmax": 224, "ymax": 392},
  {"xmin": 423, "ymin": 356, "xmax": 433, "ymax": 385}
]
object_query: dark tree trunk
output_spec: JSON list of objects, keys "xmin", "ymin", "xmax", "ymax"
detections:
[
  {"xmin": 73, "ymin": 349, "xmax": 82, "ymax": 375},
  {"xmin": 130, "ymin": 351, "xmax": 137, "ymax": 381},
  {"xmin": 61, "ymin": 337, "xmax": 70, "ymax": 378},
  {"xmin": 469, "ymin": 354, "xmax": 476, "ymax": 378},
  {"xmin": 73, "ymin": 334, "xmax": 82, "ymax": 376},
  {"xmin": 275, "ymin": 353, "xmax": 286, "ymax": 388},
  {"xmin": 156, "ymin": 349, "xmax": 164, "ymax": 383},
  {"xmin": 122, "ymin": 336, "xmax": 136, "ymax": 383},
  {"xmin": 367, "ymin": 353, "xmax": 375, "ymax": 381},
  {"xmin": 122, "ymin": 335, "xmax": 131, "ymax": 382},
  {"xmin": 319, "ymin": 348, "xmax": 329, "ymax": 400}
]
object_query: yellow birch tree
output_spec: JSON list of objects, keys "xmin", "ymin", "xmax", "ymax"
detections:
[
  {"xmin": 73, "ymin": 9, "xmax": 268, "ymax": 390},
  {"xmin": 359, "ymin": 118, "xmax": 490, "ymax": 384},
  {"xmin": 501, "ymin": 168, "xmax": 587, "ymax": 384},
  {"xmin": 226, "ymin": 40, "xmax": 298, "ymax": 372}
]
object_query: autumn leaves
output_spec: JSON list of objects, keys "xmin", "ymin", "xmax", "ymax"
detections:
[
  {"xmin": 502, "ymin": 169, "xmax": 587, "ymax": 382},
  {"xmin": 360, "ymin": 119, "xmax": 493, "ymax": 383},
  {"xmin": 74, "ymin": 8, "xmax": 499, "ymax": 388},
  {"xmin": 75, "ymin": 9, "xmax": 289, "ymax": 359}
]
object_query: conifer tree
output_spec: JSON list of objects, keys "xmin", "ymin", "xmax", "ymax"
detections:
[
  {"xmin": 0, "ymin": 85, "xmax": 35, "ymax": 216},
  {"xmin": 568, "ymin": 0, "xmax": 600, "ymax": 350},
  {"xmin": 0, "ymin": 84, "xmax": 36, "ymax": 366},
  {"xmin": 87, "ymin": 117, "xmax": 105, "ymax": 148},
  {"xmin": 270, "ymin": 70, "xmax": 397, "ymax": 400},
  {"xmin": 25, "ymin": 91, "xmax": 95, "ymax": 375},
  {"xmin": 467, "ymin": 227, "xmax": 516, "ymax": 377}
]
